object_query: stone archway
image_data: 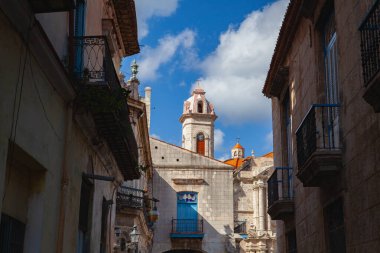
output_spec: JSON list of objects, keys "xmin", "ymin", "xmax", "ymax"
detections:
[{"xmin": 163, "ymin": 250, "xmax": 205, "ymax": 253}]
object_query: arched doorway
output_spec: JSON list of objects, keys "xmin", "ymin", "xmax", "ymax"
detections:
[{"xmin": 163, "ymin": 250, "xmax": 205, "ymax": 253}]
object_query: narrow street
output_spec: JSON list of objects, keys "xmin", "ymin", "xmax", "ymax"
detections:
[{"xmin": 0, "ymin": 0, "xmax": 380, "ymax": 253}]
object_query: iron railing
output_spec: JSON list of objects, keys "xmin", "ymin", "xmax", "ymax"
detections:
[
  {"xmin": 116, "ymin": 186, "xmax": 145, "ymax": 209},
  {"xmin": 234, "ymin": 220, "xmax": 247, "ymax": 234},
  {"xmin": 268, "ymin": 167, "xmax": 294, "ymax": 208},
  {"xmin": 71, "ymin": 36, "xmax": 120, "ymax": 90},
  {"xmin": 359, "ymin": 0, "xmax": 380, "ymax": 85},
  {"xmin": 171, "ymin": 219, "xmax": 203, "ymax": 234},
  {"xmin": 296, "ymin": 104, "xmax": 340, "ymax": 168}
]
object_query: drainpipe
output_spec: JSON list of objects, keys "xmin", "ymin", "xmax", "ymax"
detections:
[
  {"xmin": 56, "ymin": 102, "xmax": 73, "ymax": 253},
  {"xmin": 56, "ymin": 9, "xmax": 74, "ymax": 251}
]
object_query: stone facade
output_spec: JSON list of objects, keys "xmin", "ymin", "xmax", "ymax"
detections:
[
  {"xmin": 233, "ymin": 153, "xmax": 276, "ymax": 253},
  {"xmin": 115, "ymin": 64, "xmax": 155, "ymax": 253},
  {"xmin": 151, "ymin": 138, "xmax": 235, "ymax": 253},
  {"xmin": 0, "ymin": 0, "xmax": 140, "ymax": 252},
  {"xmin": 263, "ymin": 0, "xmax": 380, "ymax": 252}
]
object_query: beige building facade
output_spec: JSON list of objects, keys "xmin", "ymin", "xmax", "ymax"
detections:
[
  {"xmin": 0, "ymin": 0, "xmax": 141, "ymax": 252},
  {"xmin": 263, "ymin": 0, "xmax": 380, "ymax": 252},
  {"xmin": 114, "ymin": 62, "xmax": 156, "ymax": 253},
  {"xmin": 151, "ymin": 88, "xmax": 235, "ymax": 253},
  {"xmin": 230, "ymin": 145, "xmax": 277, "ymax": 253}
]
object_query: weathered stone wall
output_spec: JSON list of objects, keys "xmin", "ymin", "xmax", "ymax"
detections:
[
  {"xmin": 234, "ymin": 157, "xmax": 276, "ymax": 253},
  {"xmin": 151, "ymin": 138, "xmax": 234, "ymax": 253},
  {"xmin": 270, "ymin": 0, "xmax": 380, "ymax": 252},
  {"xmin": 0, "ymin": 6, "xmax": 124, "ymax": 253}
]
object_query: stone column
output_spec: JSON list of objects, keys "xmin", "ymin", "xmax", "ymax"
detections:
[{"xmin": 258, "ymin": 180, "xmax": 265, "ymax": 231}]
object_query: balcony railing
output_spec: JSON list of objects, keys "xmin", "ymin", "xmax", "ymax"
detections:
[
  {"xmin": 171, "ymin": 219, "xmax": 203, "ymax": 236},
  {"xmin": 359, "ymin": 0, "xmax": 380, "ymax": 112},
  {"xmin": 267, "ymin": 167, "xmax": 294, "ymax": 220},
  {"xmin": 296, "ymin": 104, "xmax": 341, "ymax": 186},
  {"xmin": 234, "ymin": 220, "xmax": 247, "ymax": 234},
  {"xmin": 116, "ymin": 186, "xmax": 145, "ymax": 209},
  {"xmin": 268, "ymin": 167, "xmax": 294, "ymax": 207},
  {"xmin": 296, "ymin": 104, "xmax": 340, "ymax": 167},
  {"xmin": 72, "ymin": 36, "xmax": 120, "ymax": 90},
  {"xmin": 70, "ymin": 36, "xmax": 139, "ymax": 180},
  {"xmin": 359, "ymin": 0, "xmax": 380, "ymax": 85}
]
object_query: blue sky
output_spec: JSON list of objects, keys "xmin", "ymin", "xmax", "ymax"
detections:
[{"xmin": 121, "ymin": 0, "xmax": 289, "ymax": 160}]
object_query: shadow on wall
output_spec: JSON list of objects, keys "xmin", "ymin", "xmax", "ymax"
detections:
[{"xmin": 153, "ymin": 169, "xmax": 236, "ymax": 253}]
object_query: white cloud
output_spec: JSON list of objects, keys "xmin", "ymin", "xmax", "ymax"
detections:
[
  {"xmin": 195, "ymin": 0, "xmax": 289, "ymax": 124},
  {"xmin": 265, "ymin": 131, "xmax": 273, "ymax": 150},
  {"xmin": 135, "ymin": 0, "xmax": 179, "ymax": 39},
  {"xmin": 150, "ymin": 133, "xmax": 161, "ymax": 139},
  {"xmin": 217, "ymin": 153, "xmax": 231, "ymax": 161},
  {"xmin": 138, "ymin": 29, "xmax": 196, "ymax": 82},
  {"xmin": 214, "ymin": 129, "xmax": 225, "ymax": 151}
]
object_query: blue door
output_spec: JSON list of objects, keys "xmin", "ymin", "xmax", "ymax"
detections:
[{"xmin": 177, "ymin": 192, "xmax": 198, "ymax": 232}]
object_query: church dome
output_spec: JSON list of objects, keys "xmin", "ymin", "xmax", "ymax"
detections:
[
  {"xmin": 183, "ymin": 87, "xmax": 215, "ymax": 115},
  {"xmin": 233, "ymin": 143, "xmax": 244, "ymax": 149}
]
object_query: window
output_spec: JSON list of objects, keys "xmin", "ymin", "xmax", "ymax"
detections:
[
  {"xmin": 0, "ymin": 213, "xmax": 25, "ymax": 253},
  {"xmin": 77, "ymin": 178, "xmax": 93, "ymax": 253},
  {"xmin": 325, "ymin": 198, "xmax": 346, "ymax": 253},
  {"xmin": 196, "ymin": 133, "xmax": 205, "ymax": 155},
  {"xmin": 282, "ymin": 91, "xmax": 292, "ymax": 167},
  {"xmin": 197, "ymin": 101, "xmax": 203, "ymax": 113}
]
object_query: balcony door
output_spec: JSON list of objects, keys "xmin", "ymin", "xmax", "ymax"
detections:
[
  {"xmin": 74, "ymin": 0, "xmax": 86, "ymax": 77},
  {"xmin": 324, "ymin": 12, "xmax": 340, "ymax": 149},
  {"xmin": 177, "ymin": 192, "xmax": 198, "ymax": 232}
]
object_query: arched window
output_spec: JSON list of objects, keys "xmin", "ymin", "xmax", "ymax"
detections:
[
  {"xmin": 197, "ymin": 101, "xmax": 203, "ymax": 113},
  {"xmin": 196, "ymin": 133, "xmax": 205, "ymax": 155}
]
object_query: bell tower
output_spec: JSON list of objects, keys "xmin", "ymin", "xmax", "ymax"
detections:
[{"xmin": 179, "ymin": 86, "xmax": 217, "ymax": 157}]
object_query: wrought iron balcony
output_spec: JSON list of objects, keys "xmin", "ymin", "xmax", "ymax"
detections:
[
  {"xmin": 116, "ymin": 186, "xmax": 145, "ymax": 209},
  {"xmin": 70, "ymin": 36, "xmax": 139, "ymax": 180},
  {"xmin": 71, "ymin": 36, "xmax": 120, "ymax": 90},
  {"xmin": 360, "ymin": 0, "xmax": 380, "ymax": 112},
  {"xmin": 296, "ymin": 104, "xmax": 342, "ymax": 187},
  {"xmin": 170, "ymin": 219, "xmax": 204, "ymax": 238},
  {"xmin": 234, "ymin": 220, "xmax": 247, "ymax": 234},
  {"xmin": 267, "ymin": 167, "xmax": 294, "ymax": 221}
]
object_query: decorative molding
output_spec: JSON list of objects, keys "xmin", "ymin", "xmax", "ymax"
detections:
[{"xmin": 172, "ymin": 178, "xmax": 206, "ymax": 185}]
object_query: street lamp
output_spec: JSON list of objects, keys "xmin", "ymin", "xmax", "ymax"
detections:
[{"xmin": 129, "ymin": 225, "xmax": 140, "ymax": 253}]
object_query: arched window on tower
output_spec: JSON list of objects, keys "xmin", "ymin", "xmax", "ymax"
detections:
[
  {"xmin": 196, "ymin": 133, "xmax": 205, "ymax": 155},
  {"xmin": 197, "ymin": 101, "xmax": 203, "ymax": 113}
]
